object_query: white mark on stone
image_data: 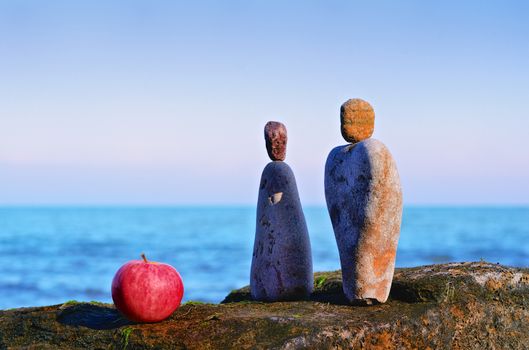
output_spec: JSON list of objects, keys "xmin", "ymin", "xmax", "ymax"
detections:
[{"xmin": 269, "ymin": 192, "xmax": 283, "ymax": 205}]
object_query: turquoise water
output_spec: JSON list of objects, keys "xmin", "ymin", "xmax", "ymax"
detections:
[{"xmin": 0, "ymin": 206, "xmax": 528, "ymax": 309}]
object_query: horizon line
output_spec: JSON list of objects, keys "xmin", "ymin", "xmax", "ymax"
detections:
[{"xmin": 0, "ymin": 203, "xmax": 528, "ymax": 208}]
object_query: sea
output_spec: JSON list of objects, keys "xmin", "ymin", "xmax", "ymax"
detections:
[{"xmin": 0, "ymin": 206, "xmax": 528, "ymax": 310}]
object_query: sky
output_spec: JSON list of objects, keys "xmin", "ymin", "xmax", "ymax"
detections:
[{"xmin": 1, "ymin": 0, "xmax": 528, "ymax": 205}]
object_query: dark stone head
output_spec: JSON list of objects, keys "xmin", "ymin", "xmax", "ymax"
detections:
[{"xmin": 264, "ymin": 121, "xmax": 287, "ymax": 161}]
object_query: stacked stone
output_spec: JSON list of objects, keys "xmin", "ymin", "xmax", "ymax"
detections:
[
  {"xmin": 250, "ymin": 121, "xmax": 313, "ymax": 301},
  {"xmin": 324, "ymin": 99, "xmax": 403, "ymax": 304}
]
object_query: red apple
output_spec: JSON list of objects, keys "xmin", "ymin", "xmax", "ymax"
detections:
[{"xmin": 111, "ymin": 253, "xmax": 184, "ymax": 323}]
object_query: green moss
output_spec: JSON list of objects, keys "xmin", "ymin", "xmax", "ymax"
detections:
[
  {"xmin": 183, "ymin": 301, "xmax": 213, "ymax": 306},
  {"xmin": 120, "ymin": 327, "xmax": 133, "ymax": 350},
  {"xmin": 221, "ymin": 285, "xmax": 252, "ymax": 303},
  {"xmin": 61, "ymin": 300, "xmax": 109, "ymax": 308},
  {"xmin": 229, "ymin": 300, "xmax": 257, "ymax": 305},
  {"xmin": 315, "ymin": 276, "xmax": 327, "ymax": 288}
]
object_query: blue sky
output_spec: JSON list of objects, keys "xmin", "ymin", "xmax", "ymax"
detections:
[{"xmin": 1, "ymin": 1, "xmax": 528, "ymax": 205}]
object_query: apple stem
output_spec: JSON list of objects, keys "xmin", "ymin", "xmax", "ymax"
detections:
[{"xmin": 141, "ymin": 253, "xmax": 148, "ymax": 263}]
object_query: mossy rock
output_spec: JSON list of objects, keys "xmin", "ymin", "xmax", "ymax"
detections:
[
  {"xmin": 222, "ymin": 270, "xmax": 346, "ymax": 304},
  {"xmin": 1, "ymin": 262, "xmax": 529, "ymax": 349}
]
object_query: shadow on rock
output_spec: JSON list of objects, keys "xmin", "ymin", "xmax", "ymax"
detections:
[
  {"xmin": 57, "ymin": 303, "xmax": 133, "ymax": 330},
  {"xmin": 222, "ymin": 283, "xmax": 350, "ymax": 305}
]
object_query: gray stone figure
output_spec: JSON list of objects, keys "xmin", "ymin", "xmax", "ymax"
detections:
[
  {"xmin": 250, "ymin": 121, "xmax": 313, "ymax": 301},
  {"xmin": 325, "ymin": 99, "xmax": 403, "ymax": 304}
]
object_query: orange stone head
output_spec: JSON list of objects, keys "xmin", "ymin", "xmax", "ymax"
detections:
[
  {"xmin": 340, "ymin": 99, "xmax": 375, "ymax": 143},
  {"xmin": 264, "ymin": 121, "xmax": 287, "ymax": 161}
]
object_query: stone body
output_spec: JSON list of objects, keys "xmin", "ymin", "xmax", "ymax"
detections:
[
  {"xmin": 324, "ymin": 138, "xmax": 402, "ymax": 303},
  {"xmin": 250, "ymin": 161, "xmax": 313, "ymax": 301},
  {"xmin": 264, "ymin": 121, "xmax": 287, "ymax": 161},
  {"xmin": 340, "ymin": 98, "xmax": 375, "ymax": 143}
]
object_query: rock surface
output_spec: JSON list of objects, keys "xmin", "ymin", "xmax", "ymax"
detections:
[
  {"xmin": 325, "ymin": 138, "xmax": 403, "ymax": 304},
  {"xmin": 340, "ymin": 99, "xmax": 375, "ymax": 143},
  {"xmin": 251, "ymin": 161, "xmax": 313, "ymax": 301},
  {"xmin": 2, "ymin": 262, "xmax": 529, "ymax": 349},
  {"xmin": 264, "ymin": 121, "xmax": 288, "ymax": 161}
]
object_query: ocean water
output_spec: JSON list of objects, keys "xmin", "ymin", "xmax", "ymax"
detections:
[{"xmin": 0, "ymin": 206, "xmax": 528, "ymax": 309}]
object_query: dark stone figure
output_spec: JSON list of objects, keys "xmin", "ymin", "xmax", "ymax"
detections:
[{"xmin": 250, "ymin": 121, "xmax": 313, "ymax": 301}]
